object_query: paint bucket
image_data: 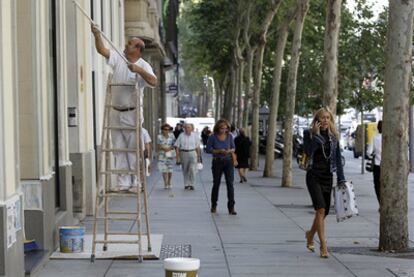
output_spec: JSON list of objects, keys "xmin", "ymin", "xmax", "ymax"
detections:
[
  {"xmin": 164, "ymin": 258, "xmax": 200, "ymax": 277},
  {"xmin": 59, "ymin": 226, "xmax": 85, "ymax": 253}
]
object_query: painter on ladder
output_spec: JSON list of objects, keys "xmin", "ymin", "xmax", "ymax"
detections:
[{"xmin": 91, "ymin": 24, "xmax": 157, "ymax": 193}]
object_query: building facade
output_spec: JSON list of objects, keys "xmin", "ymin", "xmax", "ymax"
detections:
[{"xmin": 0, "ymin": 0, "xmax": 178, "ymax": 276}]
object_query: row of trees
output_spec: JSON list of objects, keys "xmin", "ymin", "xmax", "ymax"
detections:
[{"xmin": 179, "ymin": 0, "xmax": 413, "ymax": 251}]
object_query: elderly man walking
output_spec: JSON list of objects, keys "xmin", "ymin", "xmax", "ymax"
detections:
[
  {"xmin": 175, "ymin": 124, "xmax": 202, "ymax": 190},
  {"xmin": 91, "ymin": 24, "xmax": 157, "ymax": 193}
]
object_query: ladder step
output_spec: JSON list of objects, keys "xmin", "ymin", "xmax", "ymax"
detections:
[
  {"xmin": 102, "ymin": 193, "xmax": 139, "ymax": 197},
  {"xmin": 94, "ymin": 240, "xmax": 140, "ymax": 244},
  {"xmin": 101, "ymin": 210, "xmax": 147, "ymax": 215},
  {"xmin": 104, "ymin": 126, "xmax": 137, "ymax": 130},
  {"xmin": 100, "ymin": 170, "xmax": 138, "ymax": 175},
  {"xmin": 96, "ymin": 216, "xmax": 138, "ymax": 221},
  {"xmin": 108, "ymin": 83, "xmax": 136, "ymax": 87},
  {"xmin": 105, "ymin": 232, "xmax": 148, "ymax": 236},
  {"xmin": 101, "ymin": 148, "xmax": 138, "ymax": 152},
  {"xmin": 107, "ymin": 211, "xmax": 138, "ymax": 215}
]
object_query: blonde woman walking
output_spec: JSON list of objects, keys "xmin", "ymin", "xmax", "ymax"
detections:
[{"xmin": 303, "ymin": 107, "xmax": 347, "ymax": 258}]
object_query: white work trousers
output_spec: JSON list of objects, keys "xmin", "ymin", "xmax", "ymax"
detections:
[{"xmin": 110, "ymin": 109, "xmax": 142, "ymax": 188}]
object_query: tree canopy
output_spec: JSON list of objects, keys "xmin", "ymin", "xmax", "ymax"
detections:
[{"xmin": 179, "ymin": 0, "xmax": 388, "ymax": 116}]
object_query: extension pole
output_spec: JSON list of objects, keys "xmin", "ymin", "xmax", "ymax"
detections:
[{"xmin": 72, "ymin": 0, "xmax": 129, "ymax": 64}]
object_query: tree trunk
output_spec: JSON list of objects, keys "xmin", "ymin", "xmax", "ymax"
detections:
[
  {"xmin": 233, "ymin": 67, "xmax": 239, "ymax": 126},
  {"xmin": 223, "ymin": 67, "xmax": 236, "ymax": 121},
  {"xmin": 250, "ymin": 0, "xmax": 283, "ymax": 171},
  {"xmin": 231, "ymin": 65, "xmax": 237, "ymax": 123},
  {"xmin": 220, "ymin": 72, "xmax": 230, "ymax": 119},
  {"xmin": 322, "ymin": 0, "xmax": 342, "ymax": 116},
  {"xmin": 379, "ymin": 0, "xmax": 414, "ymax": 252},
  {"xmin": 233, "ymin": 62, "xmax": 240, "ymax": 125},
  {"xmin": 242, "ymin": 2, "xmax": 254, "ymax": 130},
  {"xmin": 263, "ymin": 5, "xmax": 298, "ymax": 177},
  {"xmin": 281, "ymin": 0, "xmax": 310, "ymax": 187},
  {"xmin": 215, "ymin": 78, "xmax": 221, "ymax": 121},
  {"xmin": 250, "ymin": 45, "xmax": 265, "ymax": 170},
  {"xmin": 243, "ymin": 48, "xmax": 254, "ymax": 129},
  {"xmin": 238, "ymin": 62, "xmax": 245, "ymax": 127}
]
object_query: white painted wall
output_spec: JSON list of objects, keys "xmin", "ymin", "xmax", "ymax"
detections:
[{"xmin": 0, "ymin": 0, "xmax": 19, "ymax": 200}]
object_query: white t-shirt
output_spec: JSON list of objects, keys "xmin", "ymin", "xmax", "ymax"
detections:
[
  {"xmin": 107, "ymin": 50, "xmax": 156, "ymax": 109},
  {"xmin": 141, "ymin": 128, "xmax": 152, "ymax": 144},
  {"xmin": 174, "ymin": 132, "xmax": 200, "ymax": 150},
  {"xmin": 367, "ymin": 133, "xmax": 382, "ymax": 166}
]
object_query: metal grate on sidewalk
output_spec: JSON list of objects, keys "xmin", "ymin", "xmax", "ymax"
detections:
[{"xmin": 160, "ymin": 244, "xmax": 192, "ymax": 260}]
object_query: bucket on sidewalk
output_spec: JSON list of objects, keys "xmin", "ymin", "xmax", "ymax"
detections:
[
  {"xmin": 164, "ymin": 258, "xmax": 200, "ymax": 277},
  {"xmin": 59, "ymin": 226, "xmax": 85, "ymax": 253}
]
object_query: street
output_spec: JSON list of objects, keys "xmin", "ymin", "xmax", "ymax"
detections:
[{"xmin": 36, "ymin": 150, "xmax": 414, "ymax": 277}]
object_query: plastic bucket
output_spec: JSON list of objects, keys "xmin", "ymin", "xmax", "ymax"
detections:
[
  {"xmin": 164, "ymin": 258, "xmax": 200, "ymax": 277},
  {"xmin": 59, "ymin": 226, "xmax": 85, "ymax": 253}
]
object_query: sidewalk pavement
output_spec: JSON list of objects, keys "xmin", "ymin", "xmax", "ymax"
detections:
[{"xmin": 36, "ymin": 150, "xmax": 414, "ymax": 277}]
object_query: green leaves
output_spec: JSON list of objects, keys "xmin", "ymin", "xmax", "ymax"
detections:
[{"xmin": 180, "ymin": 0, "xmax": 388, "ymax": 115}]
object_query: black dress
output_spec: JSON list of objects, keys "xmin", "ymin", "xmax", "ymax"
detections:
[
  {"xmin": 234, "ymin": 136, "xmax": 250, "ymax": 169},
  {"xmin": 306, "ymin": 130, "xmax": 333, "ymax": 216}
]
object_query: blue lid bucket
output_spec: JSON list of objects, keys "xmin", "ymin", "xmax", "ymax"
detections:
[{"xmin": 59, "ymin": 226, "xmax": 85, "ymax": 253}]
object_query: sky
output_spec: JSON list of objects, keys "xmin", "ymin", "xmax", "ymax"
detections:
[{"xmin": 347, "ymin": 0, "xmax": 388, "ymax": 17}]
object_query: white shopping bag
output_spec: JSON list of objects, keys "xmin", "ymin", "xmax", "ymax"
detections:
[
  {"xmin": 145, "ymin": 158, "xmax": 151, "ymax": 176},
  {"xmin": 334, "ymin": 181, "xmax": 358, "ymax": 222}
]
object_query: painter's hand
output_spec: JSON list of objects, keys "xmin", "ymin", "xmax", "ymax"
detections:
[{"xmin": 91, "ymin": 24, "xmax": 101, "ymax": 36}]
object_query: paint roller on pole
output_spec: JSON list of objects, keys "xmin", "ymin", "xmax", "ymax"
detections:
[{"xmin": 72, "ymin": 0, "xmax": 129, "ymax": 64}]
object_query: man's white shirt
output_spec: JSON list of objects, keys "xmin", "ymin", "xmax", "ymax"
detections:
[
  {"xmin": 107, "ymin": 49, "xmax": 156, "ymax": 109},
  {"xmin": 175, "ymin": 132, "xmax": 200, "ymax": 150},
  {"xmin": 141, "ymin": 128, "xmax": 152, "ymax": 144}
]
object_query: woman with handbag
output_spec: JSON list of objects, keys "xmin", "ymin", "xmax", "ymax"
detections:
[
  {"xmin": 303, "ymin": 107, "xmax": 346, "ymax": 258},
  {"xmin": 157, "ymin": 123, "xmax": 176, "ymax": 189},
  {"xmin": 206, "ymin": 119, "xmax": 238, "ymax": 215}
]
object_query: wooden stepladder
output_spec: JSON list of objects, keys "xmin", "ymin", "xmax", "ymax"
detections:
[{"xmin": 90, "ymin": 78, "xmax": 151, "ymax": 263}]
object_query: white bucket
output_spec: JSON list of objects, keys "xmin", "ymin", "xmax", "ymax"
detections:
[{"xmin": 164, "ymin": 258, "xmax": 200, "ymax": 277}]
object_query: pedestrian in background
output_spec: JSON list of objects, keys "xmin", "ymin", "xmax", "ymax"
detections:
[
  {"xmin": 201, "ymin": 126, "xmax": 211, "ymax": 152},
  {"xmin": 142, "ymin": 127, "xmax": 152, "ymax": 172},
  {"xmin": 173, "ymin": 123, "xmax": 184, "ymax": 139},
  {"xmin": 234, "ymin": 128, "xmax": 251, "ymax": 183},
  {"xmin": 367, "ymin": 120, "xmax": 382, "ymax": 206},
  {"xmin": 206, "ymin": 119, "xmax": 238, "ymax": 215},
  {"xmin": 157, "ymin": 123, "xmax": 176, "ymax": 189},
  {"xmin": 230, "ymin": 124, "xmax": 238, "ymax": 139},
  {"xmin": 303, "ymin": 107, "xmax": 346, "ymax": 258},
  {"xmin": 175, "ymin": 123, "xmax": 202, "ymax": 190}
]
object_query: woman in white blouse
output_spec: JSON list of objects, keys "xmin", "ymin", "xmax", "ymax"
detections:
[
  {"xmin": 367, "ymin": 120, "xmax": 382, "ymax": 206},
  {"xmin": 175, "ymin": 123, "xmax": 202, "ymax": 190}
]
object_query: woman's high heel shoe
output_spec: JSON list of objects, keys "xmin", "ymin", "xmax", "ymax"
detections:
[
  {"xmin": 305, "ymin": 231, "xmax": 315, "ymax": 252},
  {"xmin": 320, "ymin": 244, "xmax": 329, "ymax": 258}
]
